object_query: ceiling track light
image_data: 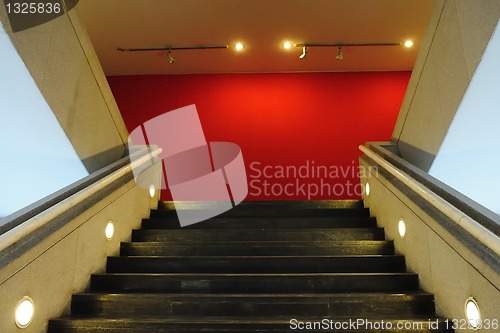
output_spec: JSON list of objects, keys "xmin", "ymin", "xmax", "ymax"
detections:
[
  {"xmin": 235, "ymin": 42, "xmax": 244, "ymax": 51},
  {"xmin": 299, "ymin": 46, "xmax": 308, "ymax": 60},
  {"xmin": 118, "ymin": 44, "xmax": 228, "ymax": 64},
  {"xmin": 336, "ymin": 46, "xmax": 343, "ymax": 61},
  {"xmin": 167, "ymin": 49, "xmax": 175, "ymax": 64},
  {"xmin": 295, "ymin": 42, "xmax": 401, "ymax": 48},
  {"xmin": 294, "ymin": 42, "xmax": 401, "ymax": 61},
  {"xmin": 117, "ymin": 45, "xmax": 229, "ymax": 52}
]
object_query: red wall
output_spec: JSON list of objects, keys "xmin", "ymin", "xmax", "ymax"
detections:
[{"xmin": 108, "ymin": 72, "xmax": 410, "ymax": 200}]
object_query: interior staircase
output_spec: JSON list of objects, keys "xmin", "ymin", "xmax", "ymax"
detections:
[{"xmin": 49, "ymin": 200, "xmax": 452, "ymax": 332}]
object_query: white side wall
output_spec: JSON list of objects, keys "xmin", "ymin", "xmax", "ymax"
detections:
[
  {"xmin": 392, "ymin": 0, "xmax": 500, "ymax": 171},
  {"xmin": 0, "ymin": 1, "xmax": 129, "ymax": 172}
]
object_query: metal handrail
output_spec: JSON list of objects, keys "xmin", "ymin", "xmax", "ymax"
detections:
[
  {"xmin": 0, "ymin": 147, "xmax": 162, "ymax": 252},
  {"xmin": 359, "ymin": 144, "xmax": 500, "ymax": 256}
]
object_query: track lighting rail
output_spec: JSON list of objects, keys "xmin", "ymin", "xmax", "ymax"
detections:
[
  {"xmin": 295, "ymin": 42, "xmax": 401, "ymax": 47},
  {"xmin": 117, "ymin": 45, "xmax": 228, "ymax": 52}
]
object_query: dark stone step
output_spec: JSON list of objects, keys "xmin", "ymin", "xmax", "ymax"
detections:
[
  {"xmin": 49, "ymin": 316, "xmax": 454, "ymax": 332},
  {"xmin": 142, "ymin": 216, "xmax": 378, "ymax": 229},
  {"xmin": 90, "ymin": 273, "xmax": 419, "ymax": 293},
  {"xmin": 71, "ymin": 293, "xmax": 436, "ymax": 318},
  {"xmin": 150, "ymin": 207, "xmax": 371, "ymax": 219},
  {"xmin": 159, "ymin": 200, "xmax": 366, "ymax": 210},
  {"xmin": 106, "ymin": 255, "xmax": 406, "ymax": 274},
  {"xmin": 132, "ymin": 228, "xmax": 386, "ymax": 242},
  {"xmin": 47, "ymin": 200, "xmax": 451, "ymax": 333},
  {"xmin": 120, "ymin": 240, "xmax": 395, "ymax": 256}
]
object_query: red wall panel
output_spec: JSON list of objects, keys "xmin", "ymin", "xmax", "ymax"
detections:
[{"xmin": 108, "ymin": 72, "xmax": 410, "ymax": 200}]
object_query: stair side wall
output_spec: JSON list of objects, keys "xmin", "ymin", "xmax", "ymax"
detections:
[
  {"xmin": 360, "ymin": 157, "xmax": 499, "ymax": 333},
  {"xmin": 0, "ymin": 162, "xmax": 161, "ymax": 333}
]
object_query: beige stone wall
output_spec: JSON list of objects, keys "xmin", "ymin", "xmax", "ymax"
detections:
[
  {"xmin": 0, "ymin": 1, "xmax": 129, "ymax": 172},
  {"xmin": 360, "ymin": 157, "xmax": 499, "ymax": 333},
  {"xmin": 0, "ymin": 161, "xmax": 161, "ymax": 332},
  {"xmin": 393, "ymin": 0, "xmax": 500, "ymax": 170}
]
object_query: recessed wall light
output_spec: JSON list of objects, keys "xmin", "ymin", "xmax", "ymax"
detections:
[
  {"xmin": 398, "ymin": 218, "xmax": 406, "ymax": 238},
  {"xmin": 105, "ymin": 221, "xmax": 114, "ymax": 240},
  {"xmin": 465, "ymin": 297, "xmax": 481, "ymax": 330},
  {"xmin": 15, "ymin": 296, "xmax": 34, "ymax": 328},
  {"xmin": 404, "ymin": 40, "xmax": 414, "ymax": 48},
  {"xmin": 283, "ymin": 41, "xmax": 293, "ymax": 49},
  {"xmin": 235, "ymin": 43, "xmax": 244, "ymax": 51},
  {"xmin": 365, "ymin": 182, "xmax": 371, "ymax": 196},
  {"xmin": 149, "ymin": 184, "xmax": 156, "ymax": 198}
]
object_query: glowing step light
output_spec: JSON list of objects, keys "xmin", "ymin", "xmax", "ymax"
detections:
[
  {"xmin": 465, "ymin": 297, "xmax": 481, "ymax": 330},
  {"xmin": 398, "ymin": 218, "xmax": 406, "ymax": 238},
  {"xmin": 15, "ymin": 296, "xmax": 34, "ymax": 328},
  {"xmin": 105, "ymin": 221, "xmax": 115, "ymax": 240}
]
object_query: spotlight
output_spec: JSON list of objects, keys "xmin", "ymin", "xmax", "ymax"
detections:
[
  {"xmin": 235, "ymin": 43, "xmax": 244, "ymax": 51},
  {"xmin": 336, "ymin": 46, "xmax": 343, "ymax": 60},
  {"xmin": 167, "ymin": 49, "xmax": 175, "ymax": 64},
  {"xmin": 283, "ymin": 41, "xmax": 293, "ymax": 49},
  {"xmin": 404, "ymin": 40, "xmax": 414, "ymax": 48},
  {"xmin": 299, "ymin": 46, "xmax": 307, "ymax": 60}
]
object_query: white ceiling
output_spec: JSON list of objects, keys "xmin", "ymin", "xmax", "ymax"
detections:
[{"xmin": 76, "ymin": 0, "xmax": 434, "ymax": 75}]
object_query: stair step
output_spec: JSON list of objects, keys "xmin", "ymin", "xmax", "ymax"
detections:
[
  {"xmin": 120, "ymin": 240, "xmax": 395, "ymax": 256},
  {"xmin": 132, "ymin": 228, "xmax": 385, "ymax": 242},
  {"xmin": 142, "ymin": 216, "xmax": 377, "ymax": 229},
  {"xmin": 150, "ymin": 207, "xmax": 371, "ymax": 218},
  {"xmin": 106, "ymin": 255, "xmax": 406, "ymax": 273},
  {"xmin": 49, "ymin": 316, "xmax": 453, "ymax": 332},
  {"xmin": 90, "ymin": 273, "xmax": 419, "ymax": 293},
  {"xmin": 71, "ymin": 293, "xmax": 436, "ymax": 317},
  {"xmin": 160, "ymin": 200, "xmax": 366, "ymax": 210},
  {"xmin": 48, "ymin": 200, "xmax": 451, "ymax": 333}
]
